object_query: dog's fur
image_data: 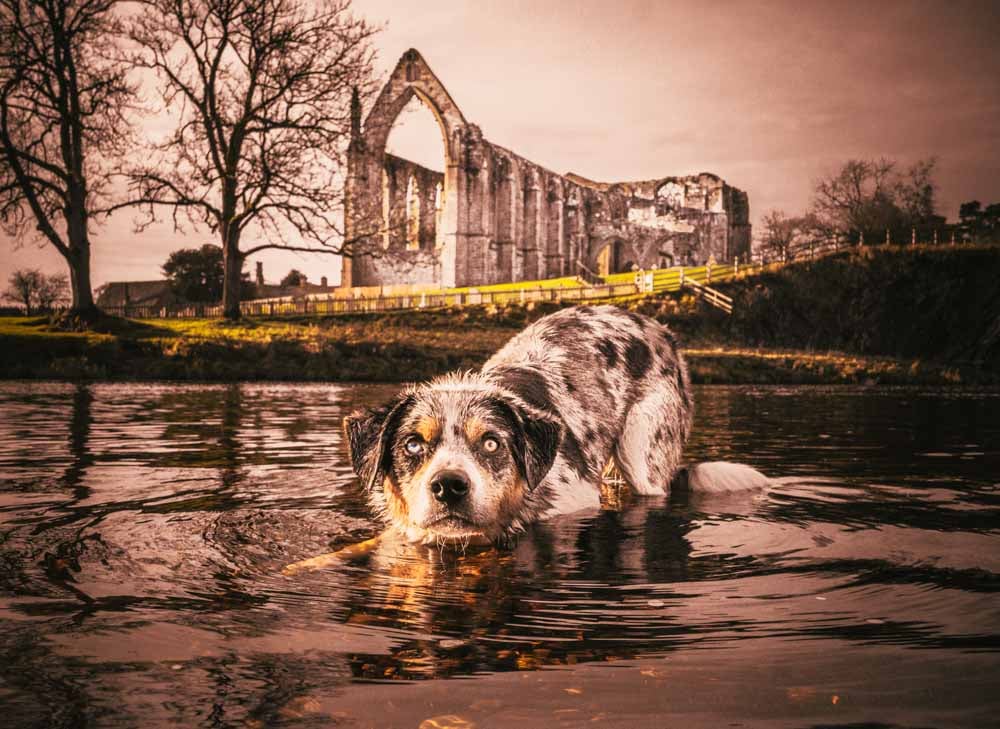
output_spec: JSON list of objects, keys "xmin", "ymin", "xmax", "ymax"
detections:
[{"xmin": 344, "ymin": 305, "xmax": 761, "ymax": 545}]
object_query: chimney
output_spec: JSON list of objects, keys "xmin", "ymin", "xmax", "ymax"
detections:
[
  {"xmin": 255, "ymin": 261, "xmax": 264, "ymax": 286},
  {"xmin": 321, "ymin": 276, "xmax": 328, "ymax": 288}
]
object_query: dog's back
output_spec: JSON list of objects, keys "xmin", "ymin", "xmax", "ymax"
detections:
[
  {"xmin": 344, "ymin": 304, "xmax": 766, "ymax": 544},
  {"xmin": 482, "ymin": 305, "xmax": 693, "ymax": 514}
]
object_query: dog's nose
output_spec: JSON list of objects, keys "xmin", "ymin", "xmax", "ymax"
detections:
[{"xmin": 430, "ymin": 470, "xmax": 469, "ymax": 506}]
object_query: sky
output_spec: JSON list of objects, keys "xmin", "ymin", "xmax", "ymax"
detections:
[{"xmin": 3, "ymin": 0, "xmax": 999, "ymax": 289}]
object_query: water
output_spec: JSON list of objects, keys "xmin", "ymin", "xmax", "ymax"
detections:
[{"xmin": 0, "ymin": 382, "xmax": 998, "ymax": 729}]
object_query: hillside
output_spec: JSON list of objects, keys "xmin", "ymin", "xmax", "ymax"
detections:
[{"xmin": 701, "ymin": 246, "xmax": 1000, "ymax": 369}]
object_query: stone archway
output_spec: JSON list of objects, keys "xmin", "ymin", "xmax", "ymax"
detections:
[
  {"xmin": 592, "ymin": 238, "xmax": 638, "ymax": 276},
  {"xmin": 344, "ymin": 50, "xmax": 467, "ymax": 287}
]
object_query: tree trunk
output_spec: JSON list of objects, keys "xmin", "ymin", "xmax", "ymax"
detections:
[
  {"xmin": 65, "ymin": 215, "xmax": 97, "ymax": 314},
  {"xmin": 64, "ymin": 168, "xmax": 97, "ymax": 314},
  {"xmin": 67, "ymin": 245, "xmax": 96, "ymax": 313},
  {"xmin": 220, "ymin": 165, "xmax": 243, "ymax": 320},
  {"xmin": 222, "ymin": 236, "xmax": 243, "ymax": 321}
]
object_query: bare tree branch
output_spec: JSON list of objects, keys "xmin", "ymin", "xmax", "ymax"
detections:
[
  {"xmin": 810, "ymin": 157, "xmax": 939, "ymax": 244},
  {"xmin": 123, "ymin": 0, "xmax": 380, "ymax": 319},
  {"xmin": 0, "ymin": 0, "xmax": 136, "ymax": 313}
]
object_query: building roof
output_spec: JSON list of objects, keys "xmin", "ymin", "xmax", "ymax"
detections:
[
  {"xmin": 96, "ymin": 280, "xmax": 178, "ymax": 308},
  {"xmin": 97, "ymin": 278, "xmax": 339, "ymax": 309}
]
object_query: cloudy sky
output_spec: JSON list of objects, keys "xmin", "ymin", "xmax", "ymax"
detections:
[{"xmin": 3, "ymin": 0, "xmax": 998, "ymax": 289}]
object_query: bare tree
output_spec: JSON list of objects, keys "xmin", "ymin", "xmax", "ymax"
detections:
[
  {"xmin": 811, "ymin": 158, "xmax": 896, "ymax": 242},
  {"xmin": 893, "ymin": 157, "xmax": 937, "ymax": 225},
  {"xmin": 0, "ymin": 0, "xmax": 135, "ymax": 315},
  {"xmin": 3, "ymin": 268, "xmax": 40, "ymax": 313},
  {"xmin": 4, "ymin": 267, "xmax": 68, "ymax": 313},
  {"xmin": 760, "ymin": 209, "xmax": 796, "ymax": 261},
  {"xmin": 810, "ymin": 157, "xmax": 938, "ymax": 244},
  {"xmin": 37, "ymin": 270, "xmax": 69, "ymax": 309},
  {"xmin": 123, "ymin": 0, "xmax": 379, "ymax": 319},
  {"xmin": 759, "ymin": 210, "xmax": 822, "ymax": 262}
]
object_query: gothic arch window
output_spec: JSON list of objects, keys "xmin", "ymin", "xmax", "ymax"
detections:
[
  {"xmin": 381, "ymin": 168, "xmax": 392, "ymax": 250},
  {"xmin": 434, "ymin": 181, "xmax": 444, "ymax": 248},
  {"xmin": 406, "ymin": 175, "xmax": 421, "ymax": 250}
]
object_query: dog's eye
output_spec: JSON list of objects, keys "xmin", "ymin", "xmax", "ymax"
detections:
[
  {"xmin": 482, "ymin": 436, "xmax": 500, "ymax": 453},
  {"xmin": 404, "ymin": 437, "xmax": 424, "ymax": 456}
]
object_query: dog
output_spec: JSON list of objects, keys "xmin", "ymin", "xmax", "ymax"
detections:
[{"xmin": 343, "ymin": 304, "xmax": 766, "ymax": 546}]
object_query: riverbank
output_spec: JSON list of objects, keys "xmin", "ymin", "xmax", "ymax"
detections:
[
  {"xmin": 0, "ymin": 304, "xmax": 991, "ymax": 385},
  {"xmin": 3, "ymin": 246, "xmax": 996, "ymax": 385}
]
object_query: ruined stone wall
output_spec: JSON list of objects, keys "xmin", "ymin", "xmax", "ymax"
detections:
[
  {"xmin": 382, "ymin": 153, "xmax": 443, "ymax": 251},
  {"xmin": 342, "ymin": 49, "xmax": 751, "ymax": 289}
]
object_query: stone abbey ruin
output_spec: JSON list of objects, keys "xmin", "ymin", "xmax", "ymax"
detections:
[{"xmin": 342, "ymin": 50, "xmax": 750, "ymax": 289}]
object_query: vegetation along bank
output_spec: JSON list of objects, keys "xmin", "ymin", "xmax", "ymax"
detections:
[{"xmin": 1, "ymin": 247, "xmax": 997, "ymax": 386}]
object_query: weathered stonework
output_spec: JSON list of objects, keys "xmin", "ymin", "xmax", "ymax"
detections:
[{"xmin": 343, "ymin": 49, "xmax": 751, "ymax": 288}]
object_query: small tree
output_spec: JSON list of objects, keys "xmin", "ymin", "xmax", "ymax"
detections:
[
  {"xmin": 163, "ymin": 244, "xmax": 225, "ymax": 303},
  {"xmin": 0, "ymin": 0, "xmax": 135, "ymax": 315},
  {"xmin": 280, "ymin": 269, "xmax": 307, "ymax": 287},
  {"xmin": 125, "ymin": 0, "xmax": 379, "ymax": 319},
  {"xmin": 4, "ymin": 268, "xmax": 69, "ymax": 314},
  {"xmin": 37, "ymin": 272, "xmax": 69, "ymax": 310},
  {"xmin": 760, "ymin": 210, "xmax": 796, "ymax": 261},
  {"xmin": 760, "ymin": 210, "xmax": 820, "ymax": 261},
  {"xmin": 810, "ymin": 157, "xmax": 938, "ymax": 244},
  {"xmin": 959, "ymin": 200, "xmax": 1000, "ymax": 243},
  {"xmin": 4, "ymin": 269, "xmax": 40, "ymax": 314}
]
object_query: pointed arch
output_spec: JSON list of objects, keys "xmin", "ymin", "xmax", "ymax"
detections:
[{"xmin": 360, "ymin": 49, "xmax": 466, "ymax": 165}]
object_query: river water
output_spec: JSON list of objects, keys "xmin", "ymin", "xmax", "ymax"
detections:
[{"xmin": 0, "ymin": 382, "xmax": 997, "ymax": 728}]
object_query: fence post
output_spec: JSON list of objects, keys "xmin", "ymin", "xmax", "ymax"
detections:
[
  {"xmin": 519, "ymin": 287, "xmax": 525, "ymax": 304},
  {"xmin": 734, "ymin": 256, "xmax": 739, "ymax": 275},
  {"xmin": 885, "ymin": 229, "xmax": 890, "ymax": 246},
  {"xmin": 679, "ymin": 267, "xmax": 685, "ymax": 289},
  {"xmin": 706, "ymin": 261, "xmax": 712, "ymax": 283},
  {"xmin": 911, "ymin": 227, "xmax": 916, "ymax": 247},
  {"xmin": 933, "ymin": 230, "xmax": 938, "ymax": 246}
]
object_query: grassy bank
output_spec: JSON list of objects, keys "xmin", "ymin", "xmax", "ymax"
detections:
[
  {"xmin": 2, "ymin": 245, "xmax": 996, "ymax": 385},
  {"xmin": 693, "ymin": 245, "xmax": 1000, "ymax": 369},
  {"xmin": 0, "ymin": 310, "xmax": 515, "ymax": 382},
  {"xmin": 1, "ymin": 297, "xmax": 992, "ymax": 385}
]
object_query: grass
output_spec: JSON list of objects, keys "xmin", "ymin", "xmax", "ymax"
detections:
[
  {"xmin": 3, "ymin": 245, "xmax": 996, "ymax": 384},
  {"xmin": 1, "ymin": 302, "xmax": 991, "ymax": 385}
]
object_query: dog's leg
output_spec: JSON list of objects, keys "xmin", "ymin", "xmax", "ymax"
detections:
[
  {"xmin": 541, "ymin": 472, "xmax": 601, "ymax": 516},
  {"xmin": 614, "ymin": 387, "xmax": 688, "ymax": 495}
]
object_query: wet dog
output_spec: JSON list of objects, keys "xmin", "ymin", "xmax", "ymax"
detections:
[{"xmin": 344, "ymin": 305, "xmax": 765, "ymax": 545}]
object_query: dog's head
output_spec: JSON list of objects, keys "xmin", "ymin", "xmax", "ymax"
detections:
[{"xmin": 343, "ymin": 374, "xmax": 562, "ymax": 544}]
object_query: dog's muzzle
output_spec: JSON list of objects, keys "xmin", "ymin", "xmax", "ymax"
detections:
[{"xmin": 429, "ymin": 469, "xmax": 470, "ymax": 508}]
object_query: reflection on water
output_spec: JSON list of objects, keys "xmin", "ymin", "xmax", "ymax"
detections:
[{"xmin": 0, "ymin": 383, "xmax": 998, "ymax": 728}]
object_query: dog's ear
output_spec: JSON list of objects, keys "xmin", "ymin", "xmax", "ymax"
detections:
[
  {"xmin": 490, "ymin": 397, "xmax": 562, "ymax": 490},
  {"xmin": 519, "ymin": 413, "xmax": 562, "ymax": 490},
  {"xmin": 343, "ymin": 395, "xmax": 414, "ymax": 492}
]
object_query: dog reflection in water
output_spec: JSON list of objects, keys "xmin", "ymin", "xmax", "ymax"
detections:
[
  {"xmin": 284, "ymin": 305, "xmax": 766, "ymax": 575},
  {"xmin": 284, "ymin": 488, "xmax": 765, "ymax": 681}
]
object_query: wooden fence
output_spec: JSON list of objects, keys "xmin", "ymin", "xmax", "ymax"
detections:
[
  {"xmin": 100, "ymin": 281, "xmax": 645, "ymax": 319},
  {"xmin": 98, "ymin": 260, "xmax": 767, "ymax": 319},
  {"xmin": 98, "ymin": 235, "xmax": 983, "ymax": 320}
]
